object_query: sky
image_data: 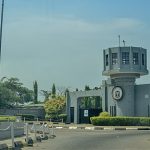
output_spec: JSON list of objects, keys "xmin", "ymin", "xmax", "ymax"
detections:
[{"xmin": 0, "ymin": 0, "xmax": 150, "ymax": 99}]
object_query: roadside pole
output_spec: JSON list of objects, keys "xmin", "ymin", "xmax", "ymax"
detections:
[
  {"xmin": 42, "ymin": 122, "xmax": 45, "ymax": 137},
  {"xmin": 25, "ymin": 123, "xmax": 29, "ymax": 144},
  {"xmin": 10, "ymin": 122, "xmax": 15, "ymax": 148},
  {"xmin": 33, "ymin": 123, "xmax": 37, "ymax": 140}
]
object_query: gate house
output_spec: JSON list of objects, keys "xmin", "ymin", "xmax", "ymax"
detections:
[{"xmin": 66, "ymin": 46, "xmax": 150, "ymax": 124}]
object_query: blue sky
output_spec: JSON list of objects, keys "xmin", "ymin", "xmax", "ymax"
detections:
[{"xmin": 1, "ymin": 0, "xmax": 150, "ymax": 99}]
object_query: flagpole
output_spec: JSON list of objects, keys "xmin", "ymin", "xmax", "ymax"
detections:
[{"xmin": 0, "ymin": 0, "xmax": 4, "ymax": 62}]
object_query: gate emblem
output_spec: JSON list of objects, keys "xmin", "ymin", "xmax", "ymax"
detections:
[{"xmin": 112, "ymin": 86, "xmax": 123, "ymax": 100}]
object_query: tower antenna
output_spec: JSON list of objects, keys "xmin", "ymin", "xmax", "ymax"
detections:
[
  {"xmin": 118, "ymin": 35, "xmax": 120, "ymax": 47},
  {"xmin": 0, "ymin": 0, "xmax": 4, "ymax": 62}
]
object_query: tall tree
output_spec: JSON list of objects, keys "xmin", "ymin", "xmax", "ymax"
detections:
[
  {"xmin": 40, "ymin": 90, "xmax": 51, "ymax": 101},
  {"xmin": 0, "ymin": 77, "xmax": 34, "ymax": 106},
  {"xmin": 44, "ymin": 96, "xmax": 66, "ymax": 119},
  {"xmin": 52, "ymin": 83, "xmax": 56, "ymax": 98},
  {"xmin": 84, "ymin": 85, "xmax": 91, "ymax": 108},
  {"xmin": 33, "ymin": 81, "xmax": 38, "ymax": 104}
]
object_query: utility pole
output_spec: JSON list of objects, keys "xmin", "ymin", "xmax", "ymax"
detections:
[{"xmin": 0, "ymin": 0, "xmax": 4, "ymax": 62}]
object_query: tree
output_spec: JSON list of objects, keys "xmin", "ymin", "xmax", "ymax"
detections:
[
  {"xmin": 44, "ymin": 96, "xmax": 66, "ymax": 119},
  {"xmin": 84, "ymin": 85, "xmax": 91, "ymax": 108},
  {"xmin": 85, "ymin": 85, "xmax": 90, "ymax": 91},
  {"xmin": 57, "ymin": 86, "xmax": 66, "ymax": 96},
  {"xmin": 2, "ymin": 77, "xmax": 23, "ymax": 92},
  {"xmin": 40, "ymin": 90, "xmax": 51, "ymax": 101},
  {"xmin": 0, "ymin": 83, "xmax": 19, "ymax": 107},
  {"xmin": 52, "ymin": 83, "xmax": 56, "ymax": 98},
  {"xmin": 0, "ymin": 77, "xmax": 34, "ymax": 106},
  {"xmin": 33, "ymin": 81, "xmax": 38, "ymax": 104}
]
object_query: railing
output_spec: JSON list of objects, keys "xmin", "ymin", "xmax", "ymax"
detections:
[{"xmin": 0, "ymin": 121, "xmax": 55, "ymax": 149}]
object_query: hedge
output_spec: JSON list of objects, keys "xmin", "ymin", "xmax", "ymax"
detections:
[
  {"xmin": 16, "ymin": 114, "xmax": 35, "ymax": 121},
  {"xmin": 90, "ymin": 116, "xmax": 150, "ymax": 126},
  {"xmin": 0, "ymin": 116, "xmax": 16, "ymax": 122},
  {"xmin": 58, "ymin": 114, "xmax": 67, "ymax": 122}
]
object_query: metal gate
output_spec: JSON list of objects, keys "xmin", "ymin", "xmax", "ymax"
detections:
[
  {"xmin": 79, "ymin": 108, "xmax": 102, "ymax": 124},
  {"xmin": 70, "ymin": 107, "xmax": 74, "ymax": 123}
]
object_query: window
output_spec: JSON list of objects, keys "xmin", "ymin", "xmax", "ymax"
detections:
[
  {"xmin": 112, "ymin": 53, "xmax": 118, "ymax": 65},
  {"xmin": 133, "ymin": 53, "xmax": 138, "ymax": 65},
  {"xmin": 142, "ymin": 54, "xmax": 145, "ymax": 65},
  {"xmin": 122, "ymin": 52, "xmax": 129, "ymax": 64},
  {"xmin": 106, "ymin": 54, "xmax": 108, "ymax": 66}
]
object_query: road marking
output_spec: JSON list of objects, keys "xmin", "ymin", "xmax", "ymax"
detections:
[
  {"xmin": 56, "ymin": 127, "xmax": 63, "ymax": 129},
  {"xmin": 104, "ymin": 127, "xmax": 114, "ymax": 130},
  {"xmin": 85, "ymin": 127, "xmax": 95, "ymax": 130},
  {"xmin": 69, "ymin": 127, "xmax": 77, "ymax": 129},
  {"xmin": 126, "ymin": 128, "xmax": 138, "ymax": 130}
]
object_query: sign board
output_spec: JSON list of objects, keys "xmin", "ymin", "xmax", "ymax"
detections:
[{"xmin": 84, "ymin": 110, "xmax": 88, "ymax": 117}]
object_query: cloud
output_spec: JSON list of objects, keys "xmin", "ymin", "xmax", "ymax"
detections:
[{"xmin": 1, "ymin": 16, "xmax": 149, "ymax": 90}]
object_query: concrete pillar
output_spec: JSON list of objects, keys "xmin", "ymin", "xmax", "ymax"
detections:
[
  {"xmin": 66, "ymin": 91, "xmax": 71, "ymax": 123},
  {"xmin": 112, "ymin": 77, "xmax": 135, "ymax": 116}
]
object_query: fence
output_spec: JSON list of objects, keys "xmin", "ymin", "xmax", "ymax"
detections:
[{"xmin": 0, "ymin": 121, "xmax": 55, "ymax": 149}]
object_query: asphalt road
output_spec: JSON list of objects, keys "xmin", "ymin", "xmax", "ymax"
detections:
[{"xmin": 22, "ymin": 129, "xmax": 150, "ymax": 150}]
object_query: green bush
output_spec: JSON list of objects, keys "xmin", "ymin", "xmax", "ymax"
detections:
[
  {"xmin": 45, "ymin": 113, "xmax": 58, "ymax": 120},
  {"xmin": 58, "ymin": 114, "xmax": 67, "ymax": 122},
  {"xmin": 90, "ymin": 116, "xmax": 150, "ymax": 126},
  {"xmin": 0, "ymin": 116, "xmax": 16, "ymax": 122},
  {"xmin": 17, "ymin": 114, "xmax": 35, "ymax": 121},
  {"xmin": 99, "ymin": 112, "xmax": 110, "ymax": 117}
]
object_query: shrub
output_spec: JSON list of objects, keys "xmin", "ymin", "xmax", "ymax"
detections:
[
  {"xmin": 99, "ymin": 112, "xmax": 110, "ymax": 117},
  {"xmin": 90, "ymin": 116, "xmax": 150, "ymax": 126},
  {"xmin": 58, "ymin": 114, "xmax": 67, "ymax": 122},
  {"xmin": 17, "ymin": 114, "xmax": 35, "ymax": 121},
  {"xmin": 0, "ymin": 116, "xmax": 16, "ymax": 122}
]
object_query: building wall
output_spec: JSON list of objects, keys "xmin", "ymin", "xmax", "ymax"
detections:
[
  {"xmin": 66, "ymin": 83, "xmax": 150, "ymax": 123},
  {"xmin": 66, "ymin": 89, "xmax": 105, "ymax": 123},
  {"xmin": 66, "ymin": 46, "xmax": 150, "ymax": 123},
  {"xmin": 0, "ymin": 107, "xmax": 45, "ymax": 119},
  {"xmin": 103, "ymin": 47, "xmax": 148, "ymax": 76},
  {"xmin": 135, "ymin": 84, "xmax": 150, "ymax": 117}
]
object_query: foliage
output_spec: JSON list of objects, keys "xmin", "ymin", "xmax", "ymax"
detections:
[
  {"xmin": 33, "ymin": 81, "xmax": 38, "ymax": 104},
  {"xmin": 40, "ymin": 90, "xmax": 51, "ymax": 101},
  {"xmin": 79, "ymin": 85, "xmax": 102, "ymax": 109},
  {"xmin": 17, "ymin": 114, "xmax": 35, "ymax": 121},
  {"xmin": 0, "ymin": 77, "xmax": 34, "ymax": 107},
  {"xmin": 99, "ymin": 111, "xmax": 110, "ymax": 117},
  {"xmin": 90, "ymin": 116, "xmax": 150, "ymax": 126},
  {"xmin": 83, "ymin": 85, "xmax": 91, "ymax": 108},
  {"xmin": 52, "ymin": 83, "xmax": 56, "ymax": 98},
  {"xmin": 0, "ymin": 116, "xmax": 16, "ymax": 122},
  {"xmin": 58, "ymin": 114, "xmax": 67, "ymax": 122},
  {"xmin": 44, "ymin": 96, "xmax": 66, "ymax": 119}
]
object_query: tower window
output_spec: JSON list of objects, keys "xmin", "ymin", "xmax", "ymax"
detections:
[
  {"xmin": 112, "ymin": 53, "xmax": 118, "ymax": 65},
  {"xmin": 133, "ymin": 53, "xmax": 138, "ymax": 65},
  {"xmin": 142, "ymin": 54, "xmax": 145, "ymax": 65},
  {"xmin": 106, "ymin": 54, "xmax": 108, "ymax": 66},
  {"xmin": 122, "ymin": 52, "xmax": 129, "ymax": 64}
]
